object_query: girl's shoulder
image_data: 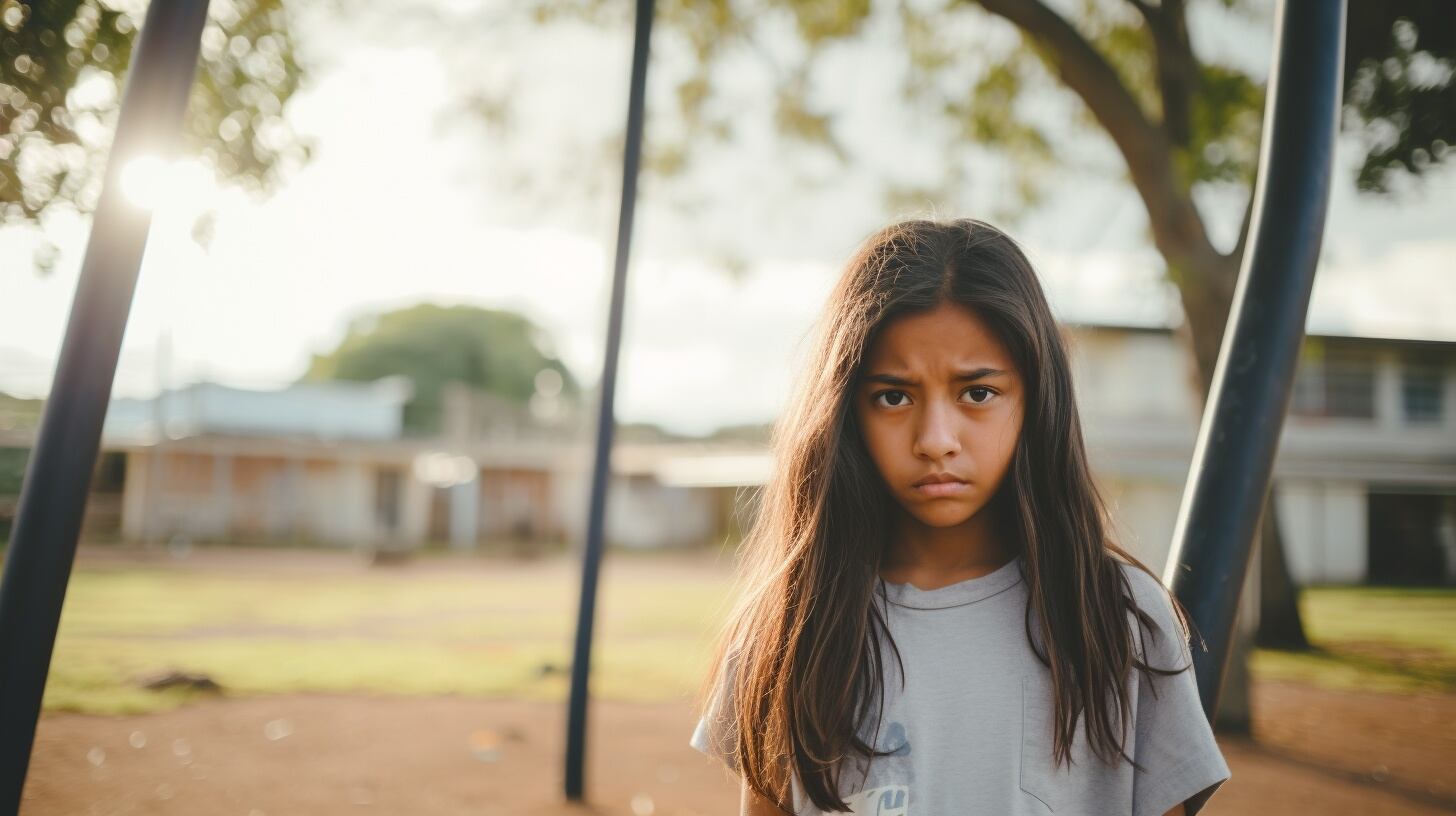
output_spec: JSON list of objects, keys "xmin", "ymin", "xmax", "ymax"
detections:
[
  {"xmin": 1114, "ymin": 558, "xmax": 1193, "ymax": 665},
  {"xmin": 1117, "ymin": 558, "xmax": 1169, "ymax": 598},
  {"xmin": 1110, "ymin": 561, "xmax": 1230, "ymax": 815},
  {"xmin": 1114, "ymin": 558, "xmax": 1175, "ymax": 611}
]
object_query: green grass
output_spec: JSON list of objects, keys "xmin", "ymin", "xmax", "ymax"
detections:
[
  {"xmin": 1251, "ymin": 586, "xmax": 1456, "ymax": 694},
  {"xmin": 42, "ymin": 558, "xmax": 1453, "ymax": 716},
  {"xmin": 42, "ymin": 559, "xmax": 738, "ymax": 715}
]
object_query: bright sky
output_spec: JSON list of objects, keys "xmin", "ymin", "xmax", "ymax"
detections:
[{"xmin": 2, "ymin": 1, "xmax": 1453, "ymax": 437}]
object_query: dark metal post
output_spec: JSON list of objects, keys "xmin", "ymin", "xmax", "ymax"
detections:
[
  {"xmin": 0, "ymin": 1, "xmax": 211, "ymax": 810},
  {"xmin": 564, "ymin": 0, "xmax": 655, "ymax": 800},
  {"xmin": 1163, "ymin": 0, "xmax": 1347, "ymax": 722}
]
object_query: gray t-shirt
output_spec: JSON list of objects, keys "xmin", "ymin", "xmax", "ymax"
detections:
[{"xmin": 689, "ymin": 556, "xmax": 1230, "ymax": 815}]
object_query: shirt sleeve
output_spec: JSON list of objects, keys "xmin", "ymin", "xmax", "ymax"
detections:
[
  {"xmin": 1126, "ymin": 568, "xmax": 1231, "ymax": 816},
  {"xmin": 688, "ymin": 646, "xmax": 742, "ymax": 774}
]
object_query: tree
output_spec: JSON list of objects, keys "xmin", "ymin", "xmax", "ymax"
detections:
[
  {"xmin": 1, "ymin": 0, "xmax": 313, "ymax": 272},
  {"xmin": 513, "ymin": 0, "xmax": 1455, "ymax": 726},
  {"xmin": 300, "ymin": 303, "xmax": 581, "ymax": 434}
]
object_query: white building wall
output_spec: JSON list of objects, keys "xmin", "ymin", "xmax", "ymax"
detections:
[
  {"xmin": 399, "ymin": 470, "xmax": 432, "ymax": 547},
  {"xmin": 606, "ymin": 476, "xmax": 715, "ymax": 549},
  {"xmin": 120, "ymin": 451, "xmax": 149, "ymax": 541},
  {"xmin": 334, "ymin": 459, "xmax": 377, "ymax": 543},
  {"xmin": 553, "ymin": 457, "xmax": 591, "ymax": 549},
  {"xmin": 1071, "ymin": 329, "xmax": 1200, "ymax": 424},
  {"xmin": 1102, "ymin": 477, "xmax": 1184, "ymax": 571},
  {"xmin": 1271, "ymin": 480, "xmax": 1367, "ymax": 585},
  {"xmin": 449, "ymin": 476, "xmax": 480, "ymax": 550},
  {"xmin": 1321, "ymin": 482, "xmax": 1369, "ymax": 584},
  {"xmin": 294, "ymin": 460, "xmax": 356, "ymax": 544},
  {"xmin": 1075, "ymin": 327, "xmax": 1456, "ymax": 586},
  {"xmin": 1275, "ymin": 481, "xmax": 1321, "ymax": 582},
  {"xmin": 1272, "ymin": 481, "xmax": 1350, "ymax": 584}
]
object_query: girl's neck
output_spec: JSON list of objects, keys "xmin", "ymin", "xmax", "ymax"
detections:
[{"xmin": 878, "ymin": 501, "xmax": 1016, "ymax": 589}]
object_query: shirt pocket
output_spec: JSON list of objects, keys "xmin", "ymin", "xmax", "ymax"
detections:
[{"xmin": 1019, "ymin": 674, "xmax": 1061, "ymax": 813}]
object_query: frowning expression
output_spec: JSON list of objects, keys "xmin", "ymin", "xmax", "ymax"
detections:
[{"xmin": 854, "ymin": 300, "xmax": 1025, "ymax": 528}]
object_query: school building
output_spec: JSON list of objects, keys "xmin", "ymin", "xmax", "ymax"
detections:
[
  {"xmin": 1068, "ymin": 324, "xmax": 1455, "ymax": 585},
  {"xmin": 0, "ymin": 322, "xmax": 1451, "ymax": 585}
]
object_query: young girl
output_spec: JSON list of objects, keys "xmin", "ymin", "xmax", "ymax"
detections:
[{"xmin": 689, "ymin": 218, "xmax": 1230, "ymax": 815}]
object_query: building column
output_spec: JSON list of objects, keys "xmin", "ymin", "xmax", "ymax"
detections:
[
  {"xmin": 121, "ymin": 451, "xmax": 149, "ymax": 543},
  {"xmin": 286, "ymin": 456, "xmax": 305, "ymax": 540},
  {"xmin": 400, "ymin": 470, "xmax": 432, "ymax": 550},
  {"xmin": 1373, "ymin": 350, "xmax": 1402, "ymax": 428},
  {"xmin": 449, "ymin": 468, "xmax": 481, "ymax": 552},
  {"xmin": 1443, "ymin": 365, "xmax": 1456, "ymax": 431},
  {"xmin": 212, "ymin": 452, "xmax": 232, "ymax": 541}
]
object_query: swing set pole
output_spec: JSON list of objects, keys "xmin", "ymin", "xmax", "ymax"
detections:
[
  {"xmin": 1162, "ymin": 0, "xmax": 1347, "ymax": 723},
  {"xmin": 0, "ymin": 0, "xmax": 212, "ymax": 810},
  {"xmin": 564, "ymin": 0, "xmax": 656, "ymax": 800}
]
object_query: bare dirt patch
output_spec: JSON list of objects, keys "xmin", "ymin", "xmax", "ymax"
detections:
[
  {"xmin": 1251, "ymin": 681, "xmax": 1455, "ymax": 807},
  {"xmin": 23, "ymin": 685, "xmax": 1456, "ymax": 815}
]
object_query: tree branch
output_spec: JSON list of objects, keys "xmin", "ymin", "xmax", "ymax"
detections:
[
  {"xmin": 1143, "ymin": 0, "xmax": 1197, "ymax": 146},
  {"xmin": 1125, "ymin": 0, "xmax": 1158, "ymax": 26},
  {"xmin": 971, "ymin": 0, "xmax": 1217, "ymax": 266}
]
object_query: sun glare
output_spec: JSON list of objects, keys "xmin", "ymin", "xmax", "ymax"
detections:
[{"xmin": 119, "ymin": 155, "xmax": 213, "ymax": 214}]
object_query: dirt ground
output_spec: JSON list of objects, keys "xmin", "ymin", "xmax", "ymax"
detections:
[
  {"xmin": 18, "ymin": 547, "xmax": 1456, "ymax": 814},
  {"xmin": 22, "ymin": 681, "xmax": 1456, "ymax": 815}
]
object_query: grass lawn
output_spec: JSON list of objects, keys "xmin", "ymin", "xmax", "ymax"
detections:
[
  {"xmin": 1251, "ymin": 586, "xmax": 1456, "ymax": 694},
  {"xmin": 38, "ymin": 550, "xmax": 1454, "ymax": 715},
  {"xmin": 42, "ymin": 554, "xmax": 740, "ymax": 715}
]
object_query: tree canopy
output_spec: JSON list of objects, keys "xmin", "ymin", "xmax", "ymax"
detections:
[
  {"xmin": 299, "ymin": 303, "xmax": 580, "ymax": 434},
  {"xmin": 509, "ymin": 0, "xmax": 1454, "ymax": 679},
  {"xmin": 1, "ymin": 0, "xmax": 312, "ymax": 271},
  {"xmin": 526, "ymin": 0, "xmax": 1452, "ymax": 235},
  {"xmin": 489, "ymin": 0, "xmax": 1452, "ymax": 406}
]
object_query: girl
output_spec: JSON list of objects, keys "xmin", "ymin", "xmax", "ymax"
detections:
[{"xmin": 689, "ymin": 218, "xmax": 1230, "ymax": 815}]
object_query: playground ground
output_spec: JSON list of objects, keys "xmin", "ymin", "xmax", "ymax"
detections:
[{"xmin": 16, "ymin": 545, "xmax": 1456, "ymax": 815}]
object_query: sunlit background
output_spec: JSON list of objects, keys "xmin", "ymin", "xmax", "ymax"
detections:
[{"xmin": 2, "ymin": 0, "xmax": 1453, "ymax": 813}]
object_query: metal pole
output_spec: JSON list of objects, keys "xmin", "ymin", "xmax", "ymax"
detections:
[
  {"xmin": 1163, "ymin": 0, "xmax": 1347, "ymax": 722},
  {"xmin": 0, "ymin": 1, "xmax": 211, "ymax": 809},
  {"xmin": 564, "ymin": 0, "xmax": 655, "ymax": 800}
]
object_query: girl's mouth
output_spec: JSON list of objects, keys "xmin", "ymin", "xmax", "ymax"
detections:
[{"xmin": 914, "ymin": 480, "xmax": 969, "ymax": 497}]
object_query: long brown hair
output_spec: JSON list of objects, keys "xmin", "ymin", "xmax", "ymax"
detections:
[{"xmin": 695, "ymin": 218, "xmax": 1190, "ymax": 812}]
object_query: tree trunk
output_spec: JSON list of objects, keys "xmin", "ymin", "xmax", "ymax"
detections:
[
  {"xmin": 968, "ymin": 0, "xmax": 1314, "ymax": 664},
  {"xmin": 1257, "ymin": 486, "xmax": 1310, "ymax": 650},
  {"xmin": 966, "ymin": 0, "xmax": 1313, "ymax": 729},
  {"xmin": 1218, "ymin": 614, "xmax": 1255, "ymax": 735}
]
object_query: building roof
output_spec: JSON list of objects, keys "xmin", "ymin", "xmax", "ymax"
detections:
[{"xmin": 102, "ymin": 378, "xmax": 414, "ymax": 445}]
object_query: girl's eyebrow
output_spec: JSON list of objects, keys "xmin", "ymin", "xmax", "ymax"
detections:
[{"xmin": 863, "ymin": 368, "xmax": 1009, "ymax": 386}]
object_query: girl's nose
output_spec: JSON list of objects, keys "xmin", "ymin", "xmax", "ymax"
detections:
[{"xmin": 912, "ymin": 400, "xmax": 962, "ymax": 460}]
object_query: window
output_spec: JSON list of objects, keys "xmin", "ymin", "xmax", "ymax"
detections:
[
  {"xmin": 1292, "ymin": 345, "xmax": 1376, "ymax": 419},
  {"xmin": 1402, "ymin": 360, "xmax": 1445, "ymax": 424},
  {"xmin": 1291, "ymin": 361, "xmax": 1323, "ymax": 416},
  {"xmin": 1324, "ymin": 350, "xmax": 1376, "ymax": 418}
]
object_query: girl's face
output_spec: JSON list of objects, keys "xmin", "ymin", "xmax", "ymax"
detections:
[{"xmin": 854, "ymin": 300, "xmax": 1025, "ymax": 530}]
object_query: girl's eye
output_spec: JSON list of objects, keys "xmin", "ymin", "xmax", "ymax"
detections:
[
  {"xmin": 965, "ymin": 386, "xmax": 997, "ymax": 404},
  {"xmin": 872, "ymin": 390, "xmax": 911, "ymax": 408},
  {"xmin": 870, "ymin": 387, "xmax": 997, "ymax": 408}
]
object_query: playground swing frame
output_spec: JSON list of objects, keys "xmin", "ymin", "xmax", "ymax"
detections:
[{"xmin": 0, "ymin": 0, "xmax": 1346, "ymax": 810}]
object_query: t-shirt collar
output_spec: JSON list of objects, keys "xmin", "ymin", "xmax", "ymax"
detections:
[{"xmin": 876, "ymin": 554, "xmax": 1024, "ymax": 610}]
